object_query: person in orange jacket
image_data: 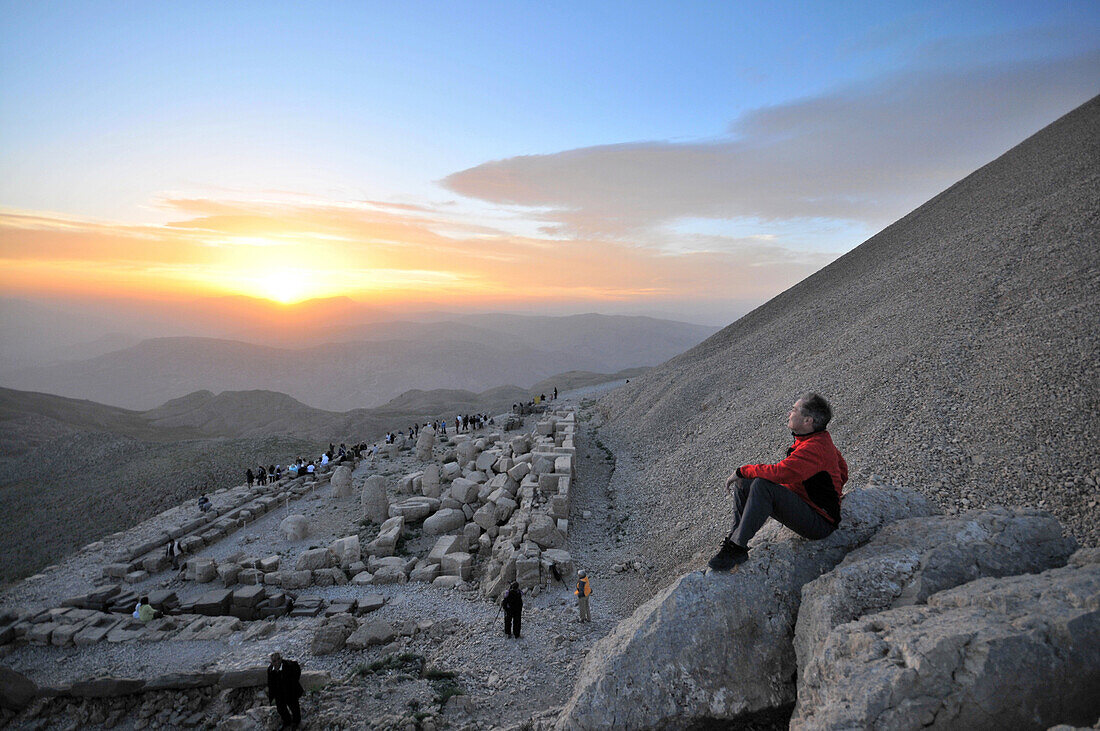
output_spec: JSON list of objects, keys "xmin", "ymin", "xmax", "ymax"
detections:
[
  {"xmin": 575, "ymin": 569, "xmax": 592, "ymax": 622},
  {"xmin": 708, "ymin": 392, "xmax": 848, "ymax": 572}
]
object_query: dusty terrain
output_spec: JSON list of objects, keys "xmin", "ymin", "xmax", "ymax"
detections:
[{"xmin": 0, "ymin": 385, "xmax": 658, "ymax": 730}]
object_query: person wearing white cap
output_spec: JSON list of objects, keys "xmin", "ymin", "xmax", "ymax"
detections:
[{"xmin": 575, "ymin": 569, "xmax": 592, "ymax": 622}]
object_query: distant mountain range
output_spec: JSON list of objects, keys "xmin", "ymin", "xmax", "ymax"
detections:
[{"xmin": 0, "ymin": 313, "xmax": 714, "ymax": 410}]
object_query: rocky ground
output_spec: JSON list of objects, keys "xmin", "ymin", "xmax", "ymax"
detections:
[{"xmin": 0, "ymin": 383, "xmax": 657, "ymax": 730}]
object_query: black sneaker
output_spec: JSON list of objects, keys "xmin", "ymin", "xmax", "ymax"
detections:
[{"xmin": 707, "ymin": 539, "xmax": 749, "ymax": 572}]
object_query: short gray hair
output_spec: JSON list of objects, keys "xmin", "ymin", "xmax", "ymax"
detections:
[{"xmin": 798, "ymin": 392, "xmax": 833, "ymax": 431}]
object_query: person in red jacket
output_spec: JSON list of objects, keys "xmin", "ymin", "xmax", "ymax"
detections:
[{"xmin": 708, "ymin": 392, "xmax": 848, "ymax": 572}]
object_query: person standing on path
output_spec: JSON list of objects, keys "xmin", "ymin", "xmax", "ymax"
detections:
[
  {"xmin": 267, "ymin": 652, "xmax": 303, "ymax": 729},
  {"xmin": 576, "ymin": 570, "xmax": 592, "ymax": 622},
  {"xmin": 165, "ymin": 538, "xmax": 182, "ymax": 571},
  {"xmin": 707, "ymin": 392, "xmax": 848, "ymax": 572},
  {"xmin": 501, "ymin": 582, "xmax": 523, "ymax": 638},
  {"xmin": 246, "ymin": 468, "xmax": 254, "ymax": 487}
]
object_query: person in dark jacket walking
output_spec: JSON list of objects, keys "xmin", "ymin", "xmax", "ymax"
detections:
[
  {"xmin": 501, "ymin": 582, "xmax": 523, "ymax": 638},
  {"xmin": 708, "ymin": 392, "xmax": 849, "ymax": 572},
  {"xmin": 267, "ymin": 652, "xmax": 303, "ymax": 728}
]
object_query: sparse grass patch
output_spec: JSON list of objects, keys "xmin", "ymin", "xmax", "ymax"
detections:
[{"xmin": 357, "ymin": 652, "xmax": 425, "ymax": 677}]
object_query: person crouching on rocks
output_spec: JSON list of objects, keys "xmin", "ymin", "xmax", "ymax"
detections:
[
  {"xmin": 502, "ymin": 582, "xmax": 523, "ymax": 638},
  {"xmin": 267, "ymin": 652, "xmax": 303, "ymax": 729},
  {"xmin": 708, "ymin": 392, "xmax": 848, "ymax": 572}
]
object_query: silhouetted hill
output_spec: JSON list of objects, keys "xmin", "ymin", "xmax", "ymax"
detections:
[{"xmin": 1, "ymin": 314, "xmax": 718, "ymax": 410}]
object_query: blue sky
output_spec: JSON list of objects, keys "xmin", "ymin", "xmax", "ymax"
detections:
[{"xmin": 1, "ymin": 1, "xmax": 1098, "ymax": 322}]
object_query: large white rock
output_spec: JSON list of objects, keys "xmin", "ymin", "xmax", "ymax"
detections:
[
  {"xmin": 423, "ymin": 508, "xmax": 467, "ymax": 536},
  {"xmin": 557, "ymin": 486, "xmax": 935, "ymax": 730},
  {"xmin": 525, "ymin": 514, "xmax": 565, "ymax": 549},
  {"xmin": 792, "ymin": 550, "xmax": 1100, "ymax": 730},
  {"xmin": 279, "ymin": 515, "xmax": 309, "ymax": 541},
  {"xmin": 329, "ymin": 535, "xmax": 361, "ymax": 569},
  {"xmin": 388, "ymin": 497, "xmax": 439, "ymax": 523},
  {"xmin": 449, "ymin": 478, "xmax": 479, "ymax": 504},
  {"xmin": 421, "ymin": 463, "xmax": 441, "ymax": 498},
  {"xmin": 794, "ymin": 506, "xmax": 1077, "ymax": 684},
  {"xmin": 415, "ymin": 426, "xmax": 436, "ymax": 461},
  {"xmin": 295, "ymin": 548, "xmax": 333, "ymax": 571},
  {"xmin": 361, "ymin": 475, "xmax": 389, "ymax": 524},
  {"xmin": 330, "ymin": 465, "xmax": 353, "ymax": 497},
  {"xmin": 367, "ymin": 516, "xmax": 405, "ymax": 556}
]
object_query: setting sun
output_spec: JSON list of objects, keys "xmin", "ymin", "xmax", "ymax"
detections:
[{"xmin": 259, "ymin": 268, "xmax": 311, "ymax": 304}]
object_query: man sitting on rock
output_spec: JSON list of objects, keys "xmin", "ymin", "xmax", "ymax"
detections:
[{"xmin": 708, "ymin": 392, "xmax": 848, "ymax": 572}]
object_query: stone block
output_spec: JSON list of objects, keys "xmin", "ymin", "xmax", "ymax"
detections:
[
  {"xmin": 295, "ymin": 548, "xmax": 334, "ymax": 571},
  {"xmin": 238, "ymin": 568, "xmax": 263, "ymax": 585},
  {"xmin": 410, "ymin": 563, "xmax": 441, "ymax": 582},
  {"xmin": 217, "ymin": 563, "xmax": 241, "ymax": 587},
  {"xmin": 427, "ymin": 535, "xmax": 468, "ymax": 564},
  {"xmin": 281, "ymin": 570, "xmax": 312, "ymax": 590},
  {"xmin": 450, "ymin": 478, "xmax": 480, "ymax": 504},
  {"xmin": 423, "ymin": 508, "xmax": 467, "ymax": 536},
  {"xmin": 346, "ymin": 620, "xmax": 396, "ymax": 650},
  {"xmin": 258, "ymin": 555, "xmax": 280, "ymax": 572},
  {"xmin": 441, "ymin": 552, "xmax": 474, "ymax": 580}
]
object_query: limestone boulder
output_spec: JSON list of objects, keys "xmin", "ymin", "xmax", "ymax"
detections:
[
  {"xmin": 415, "ymin": 426, "xmax": 436, "ymax": 461},
  {"xmin": 792, "ymin": 550, "xmax": 1100, "ymax": 730},
  {"xmin": 421, "ymin": 463, "xmax": 442, "ymax": 498},
  {"xmin": 310, "ymin": 615, "xmax": 358, "ymax": 655},
  {"xmin": 441, "ymin": 552, "xmax": 474, "ymax": 580},
  {"xmin": 361, "ymin": 475, "xmax": 389, "ymax": 524},
  {"xmin": 367, "ymin": 516, "xmax": 405, "ymax": 557},
  {"xmin": 329, "ymin": 535, "xmax": 361, "ymax": 569},
  {"xmin": 556, "ymin": 485, "xmax": 935, "ymax": 729},
  {"xmin": 330, "ymin": 465, "xmax": 353, "ymax": 498},
  {"xmin": 295, "ymin": 548, "xmax": 334, "ymax": 572},
  {"xmin": 423, "ymin": 508, "xmax": 467, "ymax": 536},
  {"xmin": 473, "ymin": 503, "xmax": 501, "ymax": 531},
  {"xmin": 279, "ymin": 515, "xmax": 309, "ymax": 541},
  {"xmin": 795, "ymin": 506, "xmax": 1077, "ymax": 679},
  {"xmin": 450, "ymin": 478, "xmax": 480, "ymax": 504},
  {"xmin": 347, "ymin": 620, "xmax": 396, "ymax": 650},
  {"xmin": 427, "ymin": 535, "xmax": 467, "ymax": 564},
  {"xmin": 389, "ymin": 497, "xmax": 438, "ymax": 523},
  {"xmin": 526, "ymin": 514, "xmax": 565, "ymax": 549}
]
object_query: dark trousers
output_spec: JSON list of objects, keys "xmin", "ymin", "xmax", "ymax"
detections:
[
  {"xmin": 504, "ymin": 611, "xmax": 521, "ymax": 637},
  {"xmin": 274, "ymin": 694, "xmax": 301, "ymax": 727},
  {"xmin": 729, "ymin": 478, "xmax": 835, "ymax": 547}
]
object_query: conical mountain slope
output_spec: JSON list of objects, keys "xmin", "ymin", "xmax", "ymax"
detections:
[{"xmin": 600, "ymin": 95, "xmax": 1100, "ymax": 594}]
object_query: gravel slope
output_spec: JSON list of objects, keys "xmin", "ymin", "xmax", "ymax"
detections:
[{"xmin": 597, "ymin": 95, "xmax": 1100, "ymax": 592}]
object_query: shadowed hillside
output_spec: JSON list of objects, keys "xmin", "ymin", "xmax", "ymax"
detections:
[{"xmin": 597, "ymin": 95, "xmax": 1100, "ymax": 597}]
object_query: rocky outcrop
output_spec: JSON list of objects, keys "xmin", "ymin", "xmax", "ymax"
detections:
[
  {"xmin": 556, "ymin": 485, "xmax": 935, "ymax": 730},
  {"xmin": 794, "ymin": 506, "xmax": 1077, "ymax": 680},
  {"xmin": 796, "ymin": 505, "xmax": 1078, "ymax": 677},
  {"xmin": 791, "ymin": 549, "xmax": 1100, "ymax": 730}
]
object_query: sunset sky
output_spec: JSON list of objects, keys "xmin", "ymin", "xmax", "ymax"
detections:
[{"xmin": 2, "ymin": 1, "xmax": 1098, "ymax": 324}]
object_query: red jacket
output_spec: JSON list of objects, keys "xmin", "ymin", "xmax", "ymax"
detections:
[{"xmin": 738, "ymin": 430, "xmax": 848, "ymax": 524}]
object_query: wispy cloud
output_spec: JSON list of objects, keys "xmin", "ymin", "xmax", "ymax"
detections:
[{"xmin": 442, "ymin": 51, "xmax": 1099, "ymax": 237}]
